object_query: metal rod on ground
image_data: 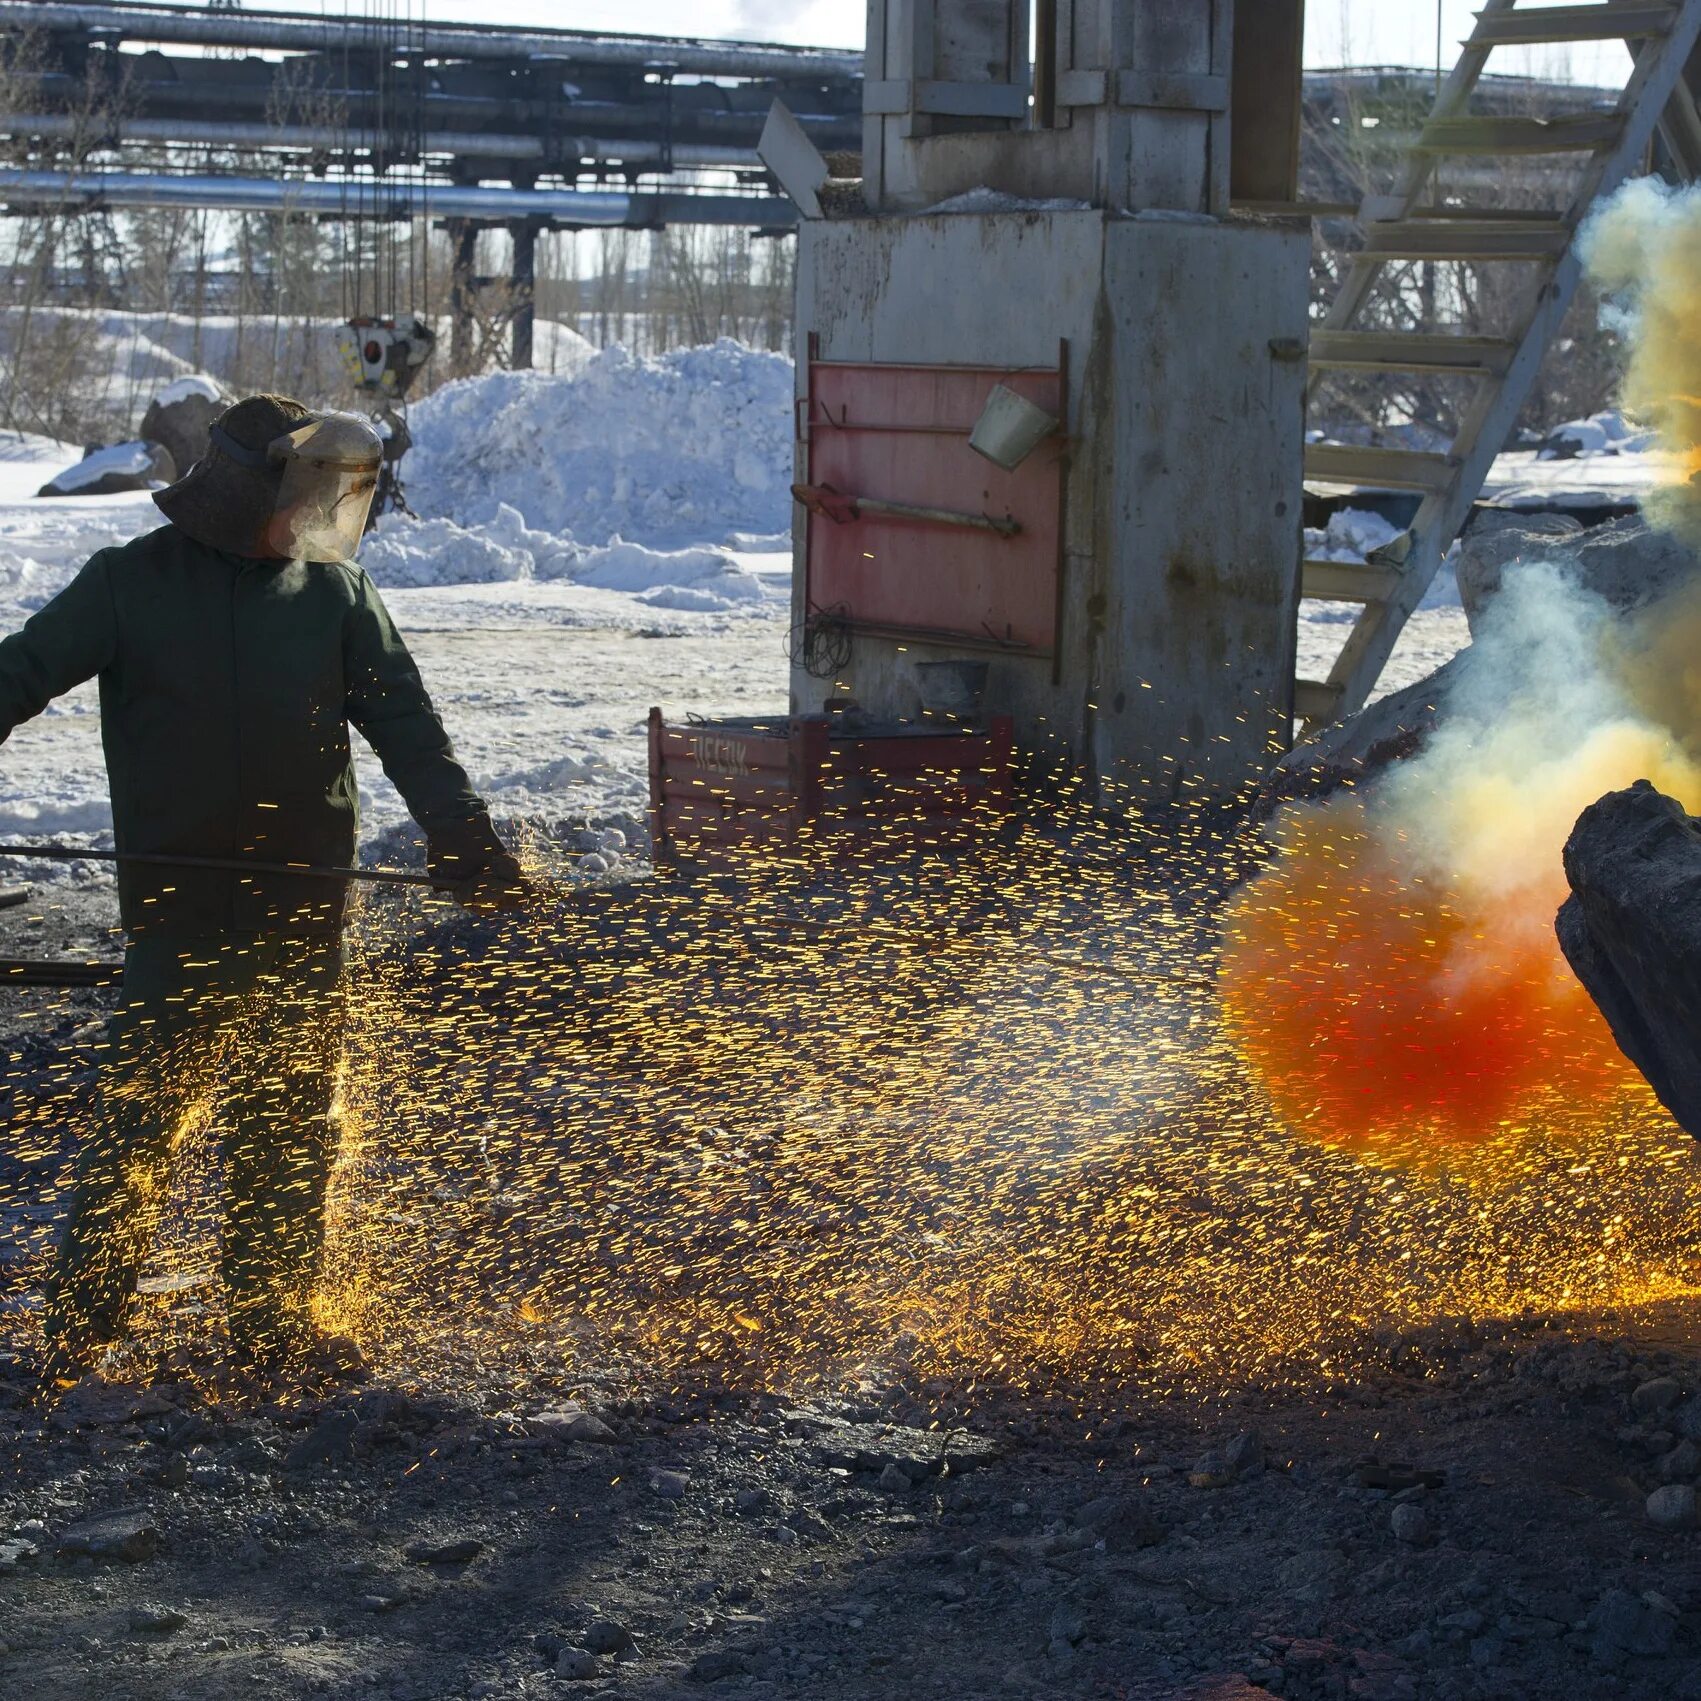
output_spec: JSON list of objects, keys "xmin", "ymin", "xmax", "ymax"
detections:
[{"xmin": 0, "ymin": 844, "xmax": 438, "ymax": 887}]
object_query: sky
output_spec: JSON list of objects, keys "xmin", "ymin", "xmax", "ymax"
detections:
[{"xmin": 128, "ymin": 0, "xmax": 1635, "ymax": 84}]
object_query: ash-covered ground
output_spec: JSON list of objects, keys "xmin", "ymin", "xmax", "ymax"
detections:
[{"xmin": 6, "ymin": 875, "xmax": 1701, "ymax": 1701}]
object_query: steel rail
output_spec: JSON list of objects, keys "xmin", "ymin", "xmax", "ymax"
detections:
[
  {"xmin": 0, "ymin": 113, "xmax": 764, "ymax": 170},
  {"xmin": 0, "ymin": 170, "xmax": 796, "ymax": 228},
  {"xmin": 0, "ymin": 1, "xmax": 865, "ymax": 81}
]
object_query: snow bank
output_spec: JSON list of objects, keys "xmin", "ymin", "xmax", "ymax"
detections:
[
  {"xmin": 1539, "ymin": 408, "xmax": 1657, "ymax": 459},
  {"xmin": 42, "ymin": 441, "xmax": 162, "ymax": 495},
  {"xmin": 403, "ymin": 339, "xmax": 794, "ymax": 550},
  {"xmin": 361, "ymin": 504, "xmax": 773, "ymax": 610}
]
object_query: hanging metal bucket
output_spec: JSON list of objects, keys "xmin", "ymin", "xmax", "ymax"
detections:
[{"xmin": 968, "ymin": 384, "xmax": 1060, "ymax": 471}]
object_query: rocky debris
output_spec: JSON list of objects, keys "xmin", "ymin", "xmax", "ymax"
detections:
[
  {"xmin": 1457, "ymin": 512, "xmax": 1699, "ymax": 633},
  {"xmin": 649, "ymin": 1468, "xmax": 690, "ymax": 1500},
  {"xmin": 405, "ymin": 1536, "xmax": 484, "ymax": 1565},
  {"xmin": 800, "ymin": 1415, "xmax": 998, "ymax": 1483},
  {"xmin": 1275, "ymin": 1547, "xmax": 1350, "ymax": 1603},
  {"xmin": 1586, "ymin": 1586, "xmax": 1680, "ymax": 1664},
  {"xmin": 1633, "ymin": 1377, "xmax": 1685, "ymax": 1416},
  {"xmin": 1389, "ymin": 1502, "xmax": 1432, "ymax": 1546},
  {"xmin": 0, "ymin": 1535, "xmax": 41, "ymax": 1573},
  {"xmin": 581, "ymin": 1617, "xmax": 633, "ymax": 1655},
  {"xmin": 529, "ymin": 1402, "xmax": 618, "ymax": 1443},
  {"xmin": 1647, "ymin": 1484, "xmax": 1698, "ymax": 1531},
  {"xmin": 1249, "ymin": 1634, "xmax": 1416, "ymax": 1701},
  {"xmin": 1557, "ymin": 781, "xmax": 1701, "ymax": 1138},
  {"xmin": 139, "ymin": 378, "xmax": 227, "ymax": 480},
  {"xmin": 689, "ymin": 1648, "xmax": 748, "ymax": 1682},
  {"xmin": 36, "ymin": 440, "xmax": 176, "ymax": 498},
  {"xmin": 554, "ymin": 1647, "xmax": 600, "ymax": 1680},
  {"xmin": 57, "ymin": 1508, "xmax": 159, "ymax": 1562},
  {"xmin": 1189, "ymin": 1429, "xmax": 1263, "ymax": 1489},
  {"xmin": 284, "ymin": 1408, "xmax": 360, "ymax": 1472},
  {"xmin": 1072, "ymin": 1491, "xmax": 1165, "ymax": 1552},
  {"xmin": 49, "ymin": 1375, "xmax": 180, "ymax": 1431},
  {"xmin": 127, "ymin": 1603, "xmax": 187, "ymax": 1633}
]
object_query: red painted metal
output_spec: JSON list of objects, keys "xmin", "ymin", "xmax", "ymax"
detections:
[
  {"xmin": 648, "ymin": 709, "xmax": 1015, "ymax": 864},
  {"xmin": 803, "ymin": 359, "xmax": 1064, "ymax": 653}
]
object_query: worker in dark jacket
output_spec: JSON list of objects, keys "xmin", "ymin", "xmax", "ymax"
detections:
[{"xmin": 0, "ymin": 393, "xmax": 524, "ymax": 1383}]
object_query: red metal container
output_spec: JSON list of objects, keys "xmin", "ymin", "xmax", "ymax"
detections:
[{"xmin": 647, "ymin": 709, "xmax": 1014, "ymax": 864}]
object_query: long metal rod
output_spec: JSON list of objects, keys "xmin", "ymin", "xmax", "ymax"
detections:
[
  {"xmin": 0, "ymin": 1, "xmax": 865, "ymax": 80},
  {"xmin": 0, "ymin": 844, "xmax": 437, "ymax": 887},
  {"xmin": 0, "ymin": 170, "xmax": 795, "ymax": 229},
  {"xmin": 0, "ymin": 114, "xmax": 760, "ymax": 171}
]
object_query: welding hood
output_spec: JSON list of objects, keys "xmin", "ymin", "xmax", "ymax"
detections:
[{"xmin": 205, "ymin": 410, "xmax": 383, "ymax": 563}]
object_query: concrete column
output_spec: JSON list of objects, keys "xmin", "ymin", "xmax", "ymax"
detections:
[{"xmin": 509, "ymin": 218, "xmax": 538, "ymax": 371}]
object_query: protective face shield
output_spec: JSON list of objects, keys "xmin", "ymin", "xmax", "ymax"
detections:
[{"xmin": 208, "ymin": 411, "xmax": 382, "ymax": 563}]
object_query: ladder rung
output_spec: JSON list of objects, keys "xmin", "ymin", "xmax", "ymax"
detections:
[
  {"xmin": 1414, "ymin": 113, "xmax": 1626, "ymax": 155},
  {"xmin": 1361, "ymin": 219, "xmax": 1571, "ymax": 260},
  {"xmin": 1301, "ymin": 560, "xmax": 1404, "ymax": 603},
  {"xmin": 1307, "ymin": 330, "xmax": 1515, "ymax": 375},
  {"xmin": 1304, "ymin": 444, "xmax": 1455, "ymax": 494},
  {"xmin": 1471, "ymin": 4, "xmax": 1678, "ymax": 47},
  {"xmin": 1295, "ymin": 680, "xmax": 1344, "ymax": 722}
]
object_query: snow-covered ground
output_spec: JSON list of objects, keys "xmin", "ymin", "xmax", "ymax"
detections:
[{"xmin": 0, "ymin": 355, "xmax": 1664, "ymax": 862}]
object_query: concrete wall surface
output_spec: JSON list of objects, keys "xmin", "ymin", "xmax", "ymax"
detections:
[{"xmin": 792, "ymin": 205, "xmax": 1306, "ymax": 800}]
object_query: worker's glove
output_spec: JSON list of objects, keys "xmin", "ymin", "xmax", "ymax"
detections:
[{"xmin": 427, "ymin": 813, "xmax": 531, "ymax": 914}]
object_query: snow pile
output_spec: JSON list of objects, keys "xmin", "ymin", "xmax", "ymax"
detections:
[
  {"xmin": 1302, "ymin": 505, "xmax": 1463, "ymax": 633},
  {"xmin": 403, "ymin": 339, "xmax": 794, "ymax": 549},
  {"xmin": 1538, "ymin": 409, "xmax": 1656, "ymax": 459},
  {"xmin": 360, "ymin": 504, "xmax": 771, "ymax": 610},
  {"xmin": 42, "ymin": 441, "xmax": 163, "ymax": 495},
  {"xmin": 154, "ymin": 374, "xmax": 224, "ymax": 407}
]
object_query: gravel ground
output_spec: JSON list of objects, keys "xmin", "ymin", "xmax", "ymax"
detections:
[{"xmin": 4, "ymin": 884, "xmax": 1701, "ymax": 1701}]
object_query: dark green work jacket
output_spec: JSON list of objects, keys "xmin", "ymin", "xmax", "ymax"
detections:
[{"xmin": 0, "ymin": 523, "xmax": 486, "ymax": 935}]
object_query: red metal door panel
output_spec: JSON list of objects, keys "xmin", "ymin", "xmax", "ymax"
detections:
[{"xmin": 804, "ymin": 360, "xmax": 1063, "ymax": 653}]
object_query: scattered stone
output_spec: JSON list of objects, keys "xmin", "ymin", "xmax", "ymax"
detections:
[
  {"xmin": 284, "ymin": 1409, "xmax": 360, "ymax": 1473},
  {"xmin": 1045, "ymin": 1602, "xmax": 1087, "ymax": 1657},
  {"xmin": 530, "ymin": 1405, "xmax": 618, "ymax": 1444},
  {"xmin": 229, "ymin": 1436, "xmax": 279, "ymax": 1473},
  {"xmin": 689, "ymin": 1650, "xmax": 748, "ymax": 1682},
  {"xmin": 650, "ymin": 1469, "xmax": 690, "ymax": 1501},
  {"xmin": 877, "ymin": 1462, "xmax": 911, "ymax": 1494},
  {"xmin": 57, "ymin": 1510, "xmax": 159, "ymax": 1563},
  {"xmin": 0, "ymin": 1537, "xmax": 40, "ymax": 1574},
  {"xmin": 1073, "ymin": 1492, "xmax": 1165, "ymax": 1552},
  {"xmin": 1587, "ymin": 1587, "xmax": 1679, "ymax": 1663},
  {"xmin": 1632, "ymin": 1378, "xmax": 1684, "ymax": 1416},
  {"xmin": 582, "ymin": 1618, "xmax": 632, "ymax": 1656},
  {"xmin": 1390, "ymin": 1503, "xmax": 1432, "ymax": 1546},
  {"xmin": 49, "ymin": 1376, "xmax": 178, "ymax": 1431},
  {"xmin": 554, "ymin": 1648, "xmax": 600, "ymax": 1681},
  {"xmin": 1276, "ymin": 1547, "xmax": 1350, "ymax": 1603},
  {"xmin": 405, "ymin": 1536, "xmax": 484, "ymax": 1566},
  {"xmin": 733, "ymin": 1487, "xmax": 772, "ymax": 1517},
  {"xmin": 1646, "ymin": 1483, "xmax": 1698, "ymax": 1531},
  {"xmin": 1658, "ymin": 1440, "xmax": 1700, "ymax": 1482},
  {"xmin": 1675, "ymin": 1395, "xmax": 1701, "ymax": 1443},
  {"xmin": 127, "ymin": 1604, "xmax": 187, "ymax": 1634},
  {"xmin": 809, "ymin": 1421, "xmax": 998, "ymax": 1482}
]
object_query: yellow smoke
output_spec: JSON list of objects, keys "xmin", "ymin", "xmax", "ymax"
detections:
[{"xmin": 1581, "ymin": 177, "xmax": 1701, "ymax": 538}]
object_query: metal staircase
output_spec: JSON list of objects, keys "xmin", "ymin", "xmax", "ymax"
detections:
[{"xmin": 1297, "ymin": 0, "xmax": 1701, "ymax": 730}]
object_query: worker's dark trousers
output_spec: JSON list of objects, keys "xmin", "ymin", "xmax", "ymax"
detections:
[{"xmin": 43, "ymin": 932, "xmax": 345, "ymax": 1360}]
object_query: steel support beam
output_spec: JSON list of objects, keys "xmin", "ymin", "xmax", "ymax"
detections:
[
  {"xmin": 0, "ymin": 0, "xmax": 863, "ymax": 81},
  {"xmin": 0, "ymin": 169, "xmax": 796, "ymax": 229}
]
